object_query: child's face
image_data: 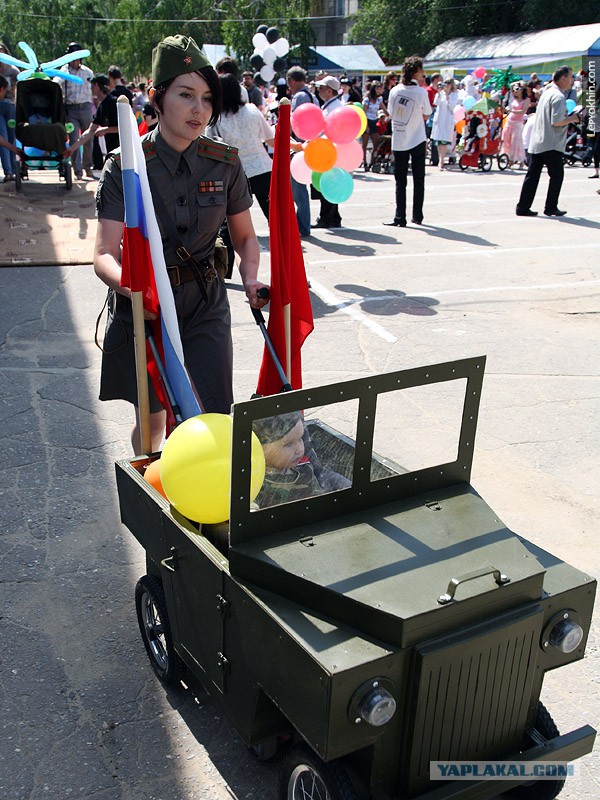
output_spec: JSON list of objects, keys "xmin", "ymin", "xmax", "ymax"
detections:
[{"xmin": 262, "ymin": 420, "xmax": 305, "ymax": 470}]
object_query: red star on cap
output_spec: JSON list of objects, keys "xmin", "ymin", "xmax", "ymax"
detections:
[{"xmin": 184, "ymin": 56, "xmax": 192, "ymax": 64}]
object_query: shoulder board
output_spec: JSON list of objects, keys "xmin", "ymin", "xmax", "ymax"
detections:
[
  {"xmin": 197, "ymin": 135, "xmax": 239, "ymax": 165},
  {"xmin": 109, "ymin": 139, "xmax": 157, "ymax": 167}
]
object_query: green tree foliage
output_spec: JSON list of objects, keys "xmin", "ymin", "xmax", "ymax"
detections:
[
  {"xmin": 0, "ymin": 0, "xmax": 314, "ymax": 79},
  {"xmin": 349, "ymin": 0, "xmax": 600, "ymax": 64}
]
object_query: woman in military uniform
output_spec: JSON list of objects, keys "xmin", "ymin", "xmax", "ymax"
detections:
[{"xmin": 93, "ymin": 35, "xmax": 269, "ymax": 453}]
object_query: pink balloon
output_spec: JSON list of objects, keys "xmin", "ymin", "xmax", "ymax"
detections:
[
  {"xmin": 334, "ymin": 139, "xmax": 363, "ymax": 172},
  {"xmin": 323, "ymin": 106, "xmax": 363, "ymax": 144},
  {"xmin": 290, "ymin": 152, "xmax": 312, "ymax": 184},
  {"xmin": 453, "ymin": 105, "xmax": 466, "ymax": 121},
  {"xmin": 291, "ymin": 104, "xmax": 325, "ymax": 141},
  {"xmin": 473, "ymin": 66, "xmax": 486, "ymax": 79}
]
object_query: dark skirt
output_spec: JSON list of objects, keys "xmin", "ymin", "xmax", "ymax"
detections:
[{"xmin": 99, "ymin": 277, "xmax": 233, "ymax": 414}]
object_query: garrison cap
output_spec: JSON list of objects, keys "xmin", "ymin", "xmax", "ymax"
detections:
[{"xmin": 152, "ymin": 35, "xmax": 211, "ymax": 87}]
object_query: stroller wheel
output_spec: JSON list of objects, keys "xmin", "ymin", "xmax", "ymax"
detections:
[
  {"xmin": 497, "ymin": 154, "xmax": 510, "ymax": 171},
  {"xmin": 459, "ymin": 156, "xmax": 468, "ymax": 171},
  {"xmin": 14, "ymin": 163, "xmax": 22, "ymax": 191},
  {"xmin": 372, "ymin": 162, "xmax": 382, "ymax": 173},
  {"xmin": 479, "ymin": 155, "xmax": 492, "ymax": 172},
  {"xmin": 583, "ymin": 157, "xmax": 592, "ymax": 168},
  {"xmin": 63, "ymin": 160, "xmax": 73, "ymax": 191}
]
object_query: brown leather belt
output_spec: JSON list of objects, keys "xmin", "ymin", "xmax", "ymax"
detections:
[{"xmin": 166, "ymin": 262, "xmax": 217, "ymax": 288}]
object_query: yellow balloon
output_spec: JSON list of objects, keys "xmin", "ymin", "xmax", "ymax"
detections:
[
  {"xmin": 351, "ymin": 103, "xmax": 368, "ymax": 137},
  {"xmin": 159, "ymin": 414, "xmax": 265, "ymax": 524}
]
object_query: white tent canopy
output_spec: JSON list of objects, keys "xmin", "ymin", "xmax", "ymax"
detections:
[{"xmin": 425, "ymin": 22, "xmax": 600, "ymax": 70}]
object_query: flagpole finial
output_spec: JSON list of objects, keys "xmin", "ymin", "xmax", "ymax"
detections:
[
  {"xmin": 279, "ymin": 97, "xmax": 291, "ymax": 106},
  {"xmin": 117, "ymin": 95, "xmax": 130, "ymax": 105}
]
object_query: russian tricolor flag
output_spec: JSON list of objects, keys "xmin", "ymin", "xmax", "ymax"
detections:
[{"xmin": 117, "ymin": 99, "xmax": 201, "ymax": 424}]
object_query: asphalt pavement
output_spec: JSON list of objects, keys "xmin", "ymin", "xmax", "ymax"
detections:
[{"xmin": 0, "ymin": 162, "xmax": 598, "ymax": 799}]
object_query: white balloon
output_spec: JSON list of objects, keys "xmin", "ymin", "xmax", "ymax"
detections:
[
  {"xmin": 260, "ymin": 64, "xmax": 275, "ymax": 83},
  {"xmin": 273, "ymin": 37, "xmax": 290, "ymax": 57},
  {"xmin": 262, "ymin": 47, "xmax": 277, "ymax": 66},
  {"xmin": 252, "ymin": 33, "xmax": 268, "ymax": 53}
]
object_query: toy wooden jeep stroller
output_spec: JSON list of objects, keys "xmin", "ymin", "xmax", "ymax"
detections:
[
  {"xmin": 13, "ymin": 77, "xmax": 72, "ymax": 190},
  {"xmin": 116, "ymin": 356, "xmax": 595, "ymax": 799}
]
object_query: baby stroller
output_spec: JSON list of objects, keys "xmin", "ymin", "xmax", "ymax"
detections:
[
  {"xmin": 370, "ymin": 114, "xmax": 394, "ymax": 174},
  {"xmin": 564, "ymin": 121, "xmax": 593, "ymax": 166},
  {"xmin": 13, "ymin": 77, "xmax": 72, "ymax": 190},
  {"xmin": 459, "ymin": 98, "xmax": 508, "ymax": 172}
]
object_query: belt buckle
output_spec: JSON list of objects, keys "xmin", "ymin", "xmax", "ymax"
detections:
[
  {"xmin": 170, "ymin": 266, "xmax": 181, "ymax": 287},
  {"xmin": 205, "ymin": 266, "xmax": 217, "ymax": 283}
]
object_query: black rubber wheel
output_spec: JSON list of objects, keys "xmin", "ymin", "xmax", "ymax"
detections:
[
  {"xmin": 371, "ymin": 162, "xmax": 381, "ymax": 173},
  {"xmin": 14, "ymin": 160, "xmax": 22, "ymax": 191},
  {"xmin": 582, "ymin": 157, "xmax": 592, "ymax": 167},
  {"xmin": 135, "ymin": 574, "xmax": 185, "ymax": 686},
  {"xmin": 63, "ymin": 160, "xmax": 73, "ymax": 190},
  {"xmin": 479, "ymin": 154, "xmax": 492, "ymax": 171},
  {"xmin": 502, "ymin": 703, "xmax": 565, "ymax": 800},
  {"xmin": 459, "ymin": 155, "xmax": 468, "ymax": 171},
  {"xmin": 279, "ymin": 742, "xmax": 356, "ymax": 800},
  {"xmin": 497, "ymin": 154, "xmax": 510, "ymax": 171}
]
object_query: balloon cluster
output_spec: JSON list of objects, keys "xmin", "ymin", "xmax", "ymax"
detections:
[
  {"xmin": 290, "ymin": 102, "xmax": 367, "ymax": 204},
  {"xmin": 250, "ymin": 25, "xmax": 290, "ymax": 85}
]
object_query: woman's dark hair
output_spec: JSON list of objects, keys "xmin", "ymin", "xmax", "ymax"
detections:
[
  {"xmin": 369, "ymin": 81, "xmax": 381, "ymax": 101},
  {"xmin": 219, "ymin": 73, "xmax": 244, "ymax": 115},
  {"xmin": 402, "ymin": 56, "xmax": 423, "ymax": 85},
  {"xmin": 152, "ymin": 66, "xmax": 222, "ymax": 127}
]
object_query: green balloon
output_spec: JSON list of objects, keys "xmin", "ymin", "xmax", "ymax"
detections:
[{"xmin": 311, "ymin": 171, "xmax": 322, "ymax": 191}]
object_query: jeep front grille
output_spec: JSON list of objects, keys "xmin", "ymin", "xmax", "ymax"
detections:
[{"xmin": 406, "ymin": 605, "xmax": 543, "ymax": 793}]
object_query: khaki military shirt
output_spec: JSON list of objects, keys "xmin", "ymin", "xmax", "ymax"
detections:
[{"xmin": 96, "ymin": 127, "xmax": 252, "ymax": 262}]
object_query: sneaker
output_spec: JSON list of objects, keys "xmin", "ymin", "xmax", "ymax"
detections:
[{"xmin": 84, "ymin": 168, "xmax": 95, "ymax": 178}]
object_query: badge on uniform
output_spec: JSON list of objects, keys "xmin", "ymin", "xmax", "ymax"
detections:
[{"xmin": 199, "ymin": 180, "xmax": 224, "ymax": 193}]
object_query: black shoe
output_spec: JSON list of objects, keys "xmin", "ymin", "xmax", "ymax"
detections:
[
  {"xmin": 411, "ymin": 218, "xmax": 423, "ymax": 225},
  {"xmin": 544, "ymin": 208, "xmax": 567, "ymax": 216},
  {"xmin": 515, "ymin": 208, "xmax": 538, "ymax": 217},
  {"xmin": 383, "ymin": 219, "xmax": 406, "ymax": 227}
]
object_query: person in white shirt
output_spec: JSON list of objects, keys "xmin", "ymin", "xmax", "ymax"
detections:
[
  {"xmin": 312, "ymin": 75, "xmax": 344, "ymax": 228},
  {"xmin": 516, "ymin": 66, "xmax": 581, "ymax": 217},
  {"xmin": 207, "ymin": 74, "xmax": 275, "ymax": 220},
  {"xmin": 54, "ymin": 42, "xmax": 94, "ymax": 179},
  {"xmin": 385, "ymin": 56, "xmax": 432, "ymax": 227}
]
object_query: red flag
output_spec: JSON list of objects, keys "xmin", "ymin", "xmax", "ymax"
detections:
[{"xmin": 256, "ymin": 101, "xmax": 314, "ymax": 396}]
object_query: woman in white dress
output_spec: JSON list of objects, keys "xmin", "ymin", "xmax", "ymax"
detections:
[{"xmin": 431, "ymin": 78, "xmax": 458, "ymax": 170}]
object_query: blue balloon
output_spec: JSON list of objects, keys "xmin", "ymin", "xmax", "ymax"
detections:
[
  {"xmin": 463, "ymin": 96, "xmax": 476, "ymax": 111},
  {"xmin": 319, "ymin": 167, "xmax": 354, "ymax": 204},
  {"xmin": 566, "ymin": 99, "xmax": 576, "ymax": 114}
]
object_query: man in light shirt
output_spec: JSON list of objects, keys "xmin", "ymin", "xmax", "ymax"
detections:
[{"xmin": 516, "ymin": 66, "xmax": 581, "ymax": 217}]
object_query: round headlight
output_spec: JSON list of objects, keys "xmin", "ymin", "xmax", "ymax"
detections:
[
  {"xmin": 359, "ymin": 685, "xmax": 397, "ymax": 727},
  {"xmin": 549, "ymin": 618, "xmax": 584, "ymax": 654}
]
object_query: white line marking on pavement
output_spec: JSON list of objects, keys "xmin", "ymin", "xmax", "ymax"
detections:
[
  {"xmin": 309, "ymin": 240, "xmax": 600, "ymax": 266},
  {"xmin": 422, "ymin": 278, "xmax": 600, "ymax": 297},
  {"xmin": 308, "ymin": 278, "xmax": 398, "ymax": 343}
]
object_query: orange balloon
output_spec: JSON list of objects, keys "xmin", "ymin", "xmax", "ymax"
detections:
[
  {"xmin": 304, "ymin": 137, "xmax": 337, "ymax": 173},
  {"xmin": 455, "ymin": 119, "xmax": 466, "ymax": 134},
  {"xmin": 144, "ymin": 459, "xmax": 168, "ymax": 500}
]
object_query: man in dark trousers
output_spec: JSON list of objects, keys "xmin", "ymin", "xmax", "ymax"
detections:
[{"xmin": 516, "ymin": 66, "xmax": 582, "ymax": 217}]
